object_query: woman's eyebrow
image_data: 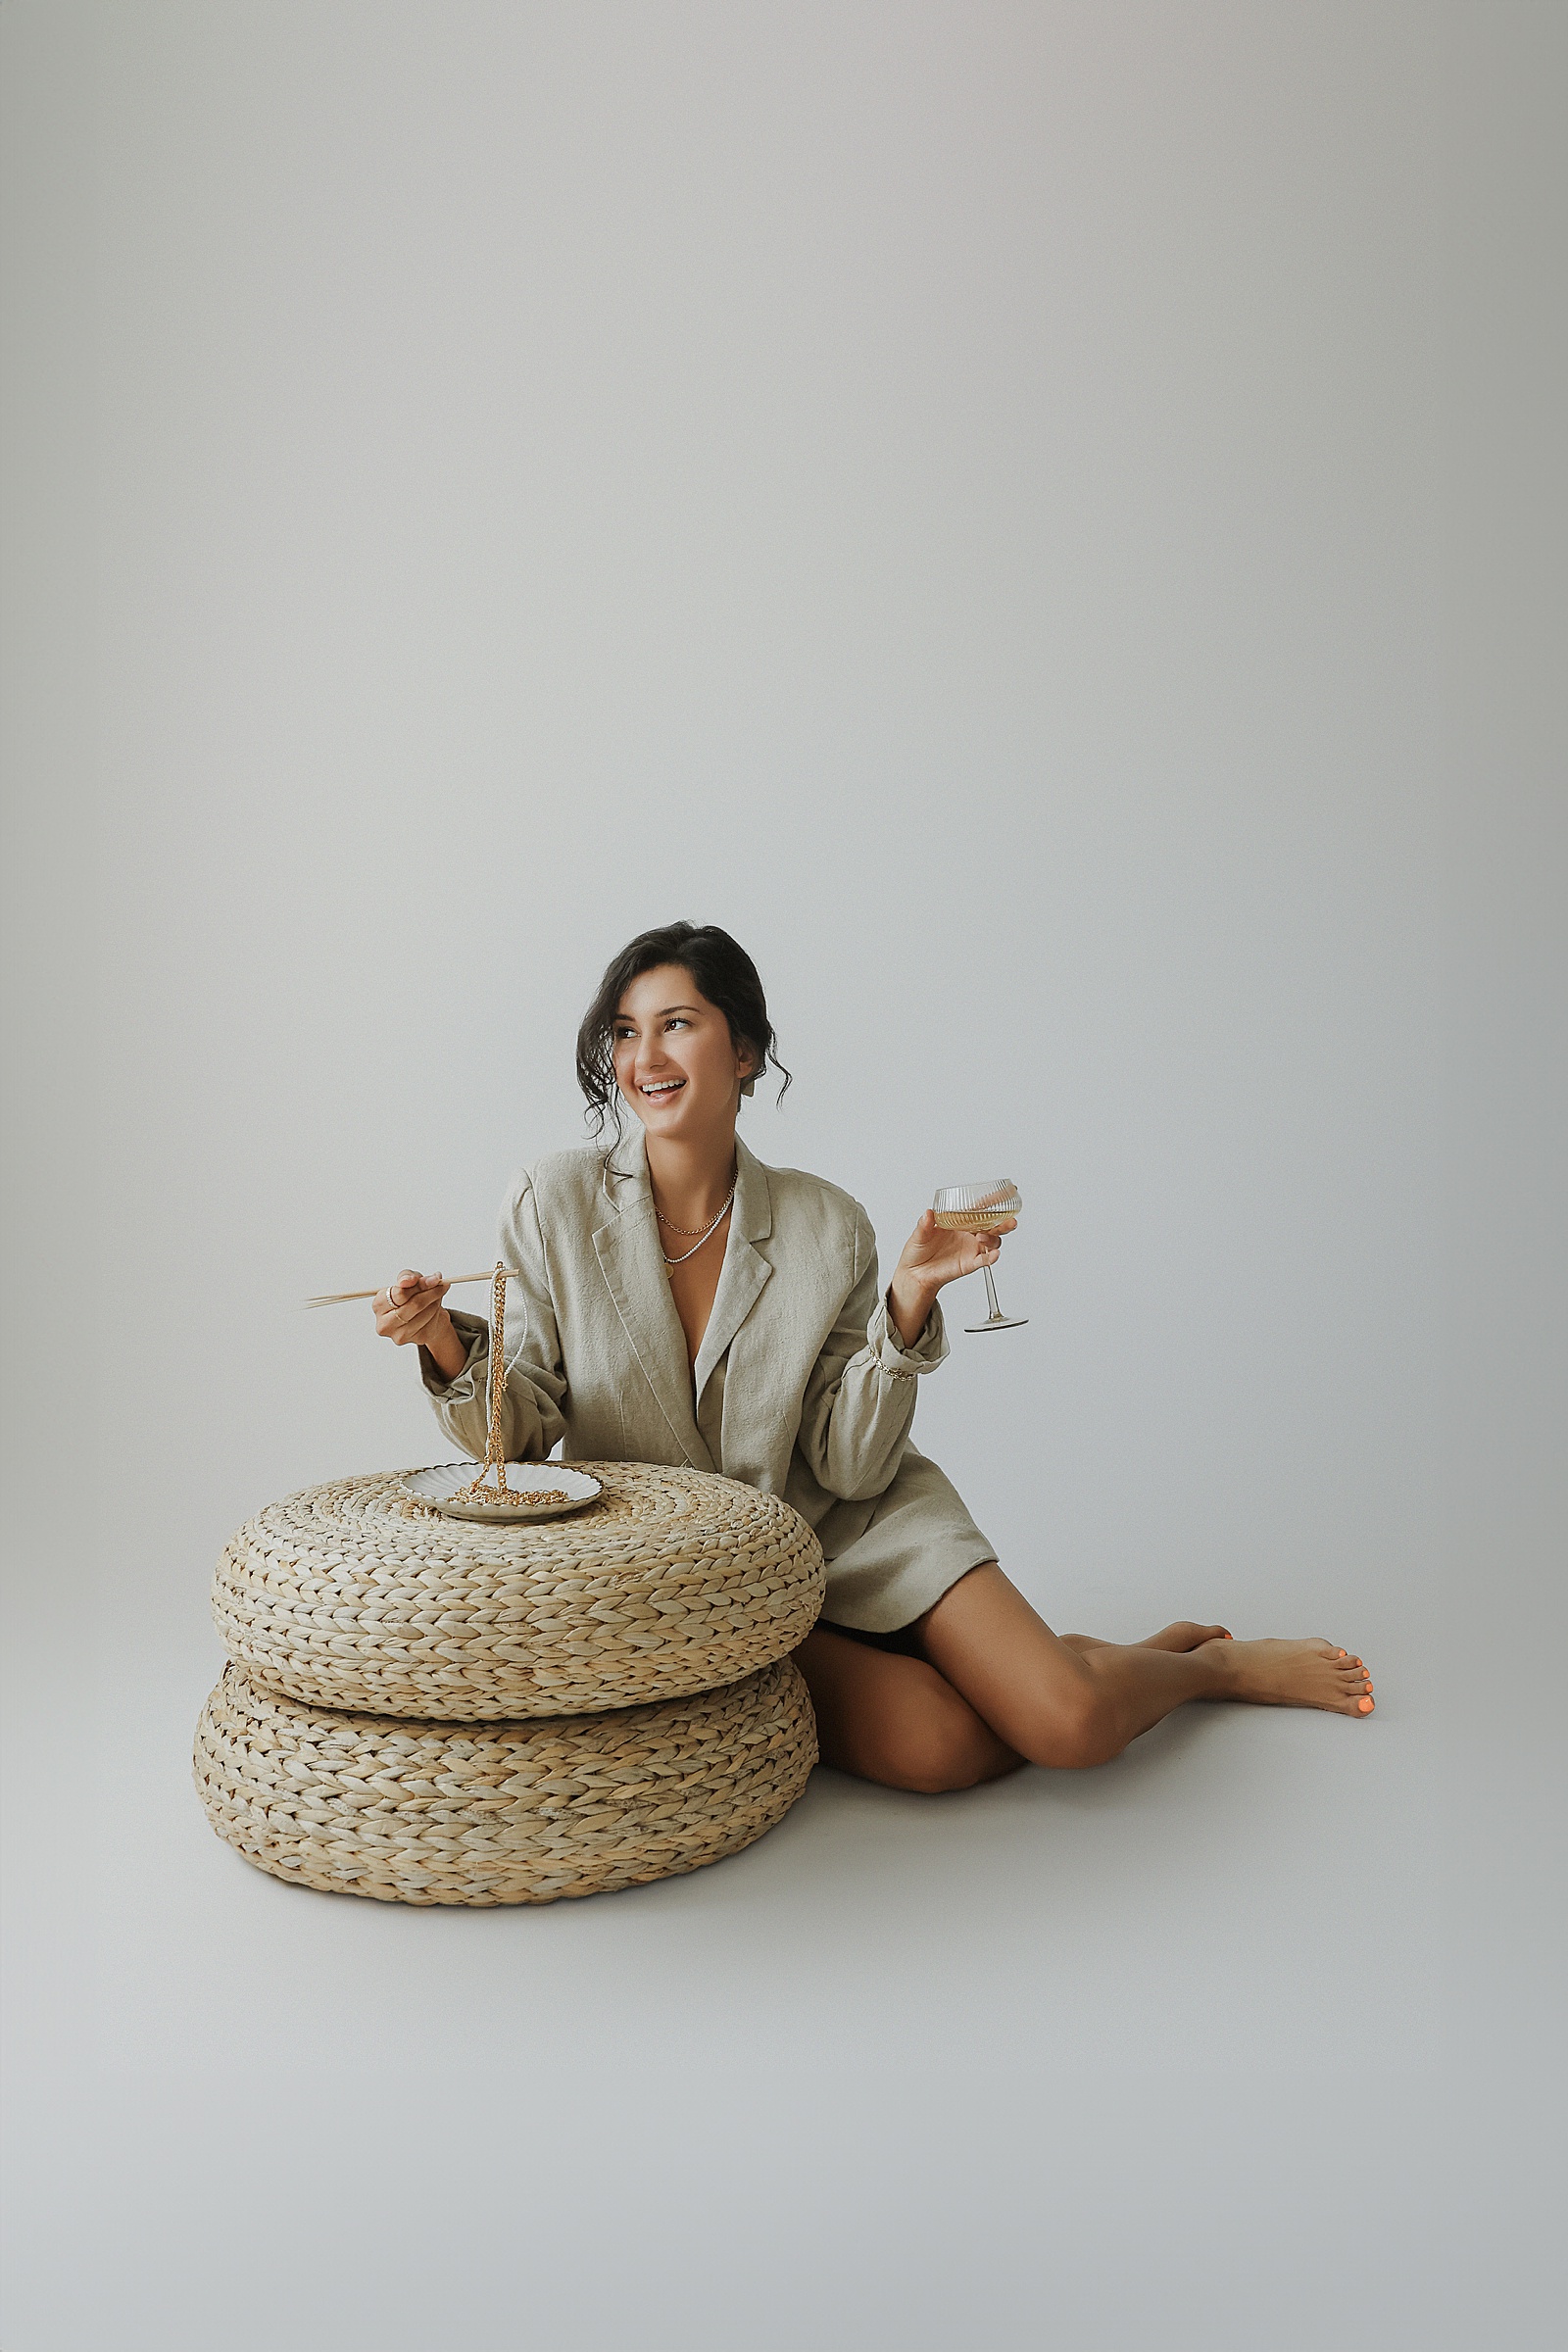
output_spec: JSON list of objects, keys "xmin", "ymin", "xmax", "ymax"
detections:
[{"xmin": 617, "ymin": 1004, "xmax": 703, "ymax": 1021}]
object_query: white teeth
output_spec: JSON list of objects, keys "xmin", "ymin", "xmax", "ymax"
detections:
[{"xmin": 643, "ymin": 1081, "xmax": 684, "ymax": 1096}]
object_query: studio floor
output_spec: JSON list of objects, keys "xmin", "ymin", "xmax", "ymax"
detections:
[{"xmin": 3, "ymin": 1554, "xmax": 1558, "ymax": 2352}]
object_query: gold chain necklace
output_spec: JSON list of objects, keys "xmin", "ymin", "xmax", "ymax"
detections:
[
  {"xmin": 654, "ymin": 1184, "xmax": 736, "ymax": 1236},
  {"xmin": 658, "ymin": 1188, "xmax": 734, "ymax": 1269}
]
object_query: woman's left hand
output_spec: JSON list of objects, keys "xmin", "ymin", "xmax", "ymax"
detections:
[{"xmin": 887, "ymin": 1209, "xmax": 1016, "ymax": 1348}]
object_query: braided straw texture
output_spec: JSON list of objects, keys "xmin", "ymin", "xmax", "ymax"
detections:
[
  {"xmin": 194, "ymin": 1657, "xmax": 817, "ymax": 1905},
  {"xmin": 213, "ymin": 1465, "xmax": 825, "ymax": 1720}
]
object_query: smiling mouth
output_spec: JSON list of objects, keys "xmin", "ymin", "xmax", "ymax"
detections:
[{"xmin": 640, "ymin": 1079, "xmax": 686, "ymax": 1099}]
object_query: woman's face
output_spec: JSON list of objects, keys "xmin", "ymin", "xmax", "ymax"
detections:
[{"xmin": 612, "ymin": 964, "xmax": 756, "ymax": 1144}]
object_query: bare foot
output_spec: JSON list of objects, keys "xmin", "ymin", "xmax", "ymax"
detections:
[
  {"xmin": 1204, "ymin": 1637, "xmax": 1375, "ymax": 1716},
  {"xmin": 1141, "ymin": 1620, "xmax": 1232, "ymax": 1652}
]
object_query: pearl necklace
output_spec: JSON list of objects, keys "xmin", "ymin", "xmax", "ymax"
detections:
[{"xmin": 656, "ymin": 1186, "xmax": 735, "ymax": 1270}]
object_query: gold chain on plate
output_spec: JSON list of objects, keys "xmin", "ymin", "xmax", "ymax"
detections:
[{"xmin": 454, "ymin": 1266, "xmax": 568, "ymax": 1509}]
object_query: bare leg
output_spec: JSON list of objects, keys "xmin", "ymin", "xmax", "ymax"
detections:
[
  {"xmin": 921, "ymin": 1566, "xmax": 1373, "ymax": 1770},
  {"xmin": 794, "ymin": 1625, "xmax": 1024, "ymax": 1792},
  {"xmin": 1061, "ymin": 1621, "xmax": 1232, "ymax": 1656},
  {"xmin": 796, "ymin": 1576, "xmax": 1372, "ymax": 1792}
]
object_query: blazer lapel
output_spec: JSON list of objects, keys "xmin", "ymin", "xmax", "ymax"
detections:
[
  {"xmin": 592, "ymin": 1129, "xmax": 713, "ymax": 1469},
  {"xmin": 692, "ymin": 1136, "xmax": 774, "ymax": 1408}
]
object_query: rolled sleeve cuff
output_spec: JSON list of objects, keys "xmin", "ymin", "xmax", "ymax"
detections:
[
  {"xmin": 867, "ymin": 1291, "xmax": 950, "ymax": 1377},
  {"xmin": 420, "ymin": 1309, "xmax": 489, "ymax": 1402}
]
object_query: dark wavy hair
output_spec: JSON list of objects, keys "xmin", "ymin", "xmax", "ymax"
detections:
[{"xmin": 575, "ymin": 921, "xmax": 792, "ymax": 1139}]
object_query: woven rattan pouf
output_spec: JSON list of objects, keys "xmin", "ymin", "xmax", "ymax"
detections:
[
  {"xmin": 195, "ymin": 1655, "xmax": 816, "ymax": 1904},
  {"xmin": 213, "ymin": 1464, "xmax": 825, "ymax": 1718},
  {"xmin": 198, "ymin": 1463, "xmax": 825, "ymax": 1903}
]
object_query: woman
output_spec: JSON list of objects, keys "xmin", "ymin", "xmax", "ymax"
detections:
[{"xmin": 376, "ymin": 921, "xmax": 1373, "ymax": 1792}]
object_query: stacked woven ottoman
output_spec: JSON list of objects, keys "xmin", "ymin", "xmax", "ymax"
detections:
[{"xmin": 193, "ymin": 1462, "xmax": 825, "ymax": 1904}]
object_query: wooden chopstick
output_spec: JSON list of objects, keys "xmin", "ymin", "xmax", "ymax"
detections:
[{"xmin": 303, "ymin": 1271, "xmax": 514, "ymax": 1307}]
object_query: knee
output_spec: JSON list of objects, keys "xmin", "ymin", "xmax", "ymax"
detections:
[{"xmin": 1013, "ymin": 1684, "xmax": 1120, "ymax": 1771}]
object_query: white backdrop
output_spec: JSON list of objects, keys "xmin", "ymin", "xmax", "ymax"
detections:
[
  {"xmin": 3, "ymin": 6, "xmax": 1562, "ymax": 2349},
  {"xmin": 13, "ymin": 0, "xmax": 1461, "ymax": 1621}
]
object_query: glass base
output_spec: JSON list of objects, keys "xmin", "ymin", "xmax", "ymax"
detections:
[{"xmin": 964, "ymin": 1314, "xmax": 1029, "ymax": 1333}]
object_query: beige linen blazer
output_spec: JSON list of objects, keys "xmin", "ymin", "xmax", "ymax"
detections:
[{"xmin": 422, "ymin": 1128, "xmax": 995, "ymax": 1633}]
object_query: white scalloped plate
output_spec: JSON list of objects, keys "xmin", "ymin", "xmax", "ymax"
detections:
[{"xmin": 401, "ymin": 1462, "xmax": 604, "ymax": 1524}]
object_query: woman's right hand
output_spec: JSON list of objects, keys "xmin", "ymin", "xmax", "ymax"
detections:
[{"xmin": 374, "ymin": 1270, "xmax": 466, "ymax": 1381}]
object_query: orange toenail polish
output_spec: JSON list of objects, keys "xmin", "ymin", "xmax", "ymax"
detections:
[
  {"xmin": 1338, "ymin": 1649, "xmax": 1347, "ymax": 1657},
  {"xmin": 1358, "ymin": 1696, "xmax": 1374, "ymax": 1711}
]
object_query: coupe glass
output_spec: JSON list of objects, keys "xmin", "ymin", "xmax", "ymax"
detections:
[{"xmin": 932, "ymin": 1180, "xmax": 1026, "ymax": 1333}]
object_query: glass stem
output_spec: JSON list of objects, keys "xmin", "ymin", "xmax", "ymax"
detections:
[{"xmin": 982, "ymin": 1263, "xmax": 1003, "ymax": 1323}]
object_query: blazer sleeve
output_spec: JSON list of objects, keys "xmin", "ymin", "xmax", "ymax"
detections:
[
  {"xmin": 795, "ymin": 1203, "xmax": 950, "ymax": 1501},
  {"xmin": 419, "ymin": 1173, "xmax": 569, "ymax": 1461}
]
